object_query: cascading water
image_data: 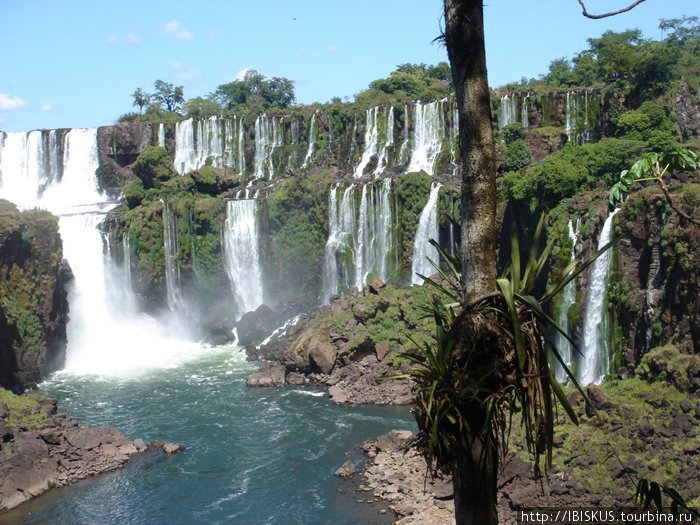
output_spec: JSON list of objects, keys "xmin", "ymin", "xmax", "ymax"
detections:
[
  {"xmin": 161, "ymin": 199, "xmax": 184, "ymax": 311},
  {"xmin": 322, "ymin": 180, "xmax": 394, "ymax": 302},
  {"xmin": 254, "ymin": 115, "xmax": 283, "ymax": 179},
  {"xmin": 554, "ymin": 218, "xmax": 580, "ymax": 382},
  {"xmin": 411, "ymin": 183, "xmax": 441, "ymax": 285},
  {"xmin": 158, "ymin": 123, "xmax": 166, "ymax": 148},
  {"xmin": 301, "ymin": 111, "xmax": 317, "ymax": 169},
  {"xmin": 521, "ymin": 94, "xmax": 529, "ymax": 128},
  {"xmin": 498, "ymin": 94, "xmax": 517, "ymax": 131},
  {"xmin": 353, "ymin": 107, "xmax": 380, "ymax": 178},
  {"xmin": 0, "ymin": 129, "xmax": 62, "ymax": 208},
  {"xmin": 174, "ymin": 116, "xmax": 244, "ymax": 175},
  {"xmin": 406, "ymin": 100, "xmax": 444, "ymax": 175},
  {"xmin": 373, "ymin": 106, "xmax": 394, "ymax": 176},
  {"xmin": 565, "ymin": 91, "xmax": 579, "ymax": 144},
  {"xmin": 396, "ymin": 104, "xmax": 411, "ymax": 165},
  {"xmin": 579, "ymin": 209, "xmax": 619, "ymax": 385},
  {"xmin": 223, "ymin": 199, "xmax": 264, "ymax": 317},
  {"xmin": 0, "ymin": 127, "xmax": 202, "ymax": 374}
]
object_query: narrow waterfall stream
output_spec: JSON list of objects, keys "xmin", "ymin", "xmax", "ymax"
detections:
[
  {"xmin": 411, "ymin": 182, "xmax": 441, "ymax": 285},
  {"xmin": 222, "ymin": 198, "xmax": 264, "ymax": 318},
  {"xmin": 579, "ymin": 209, "xmax": 619, "ymax": 385}
]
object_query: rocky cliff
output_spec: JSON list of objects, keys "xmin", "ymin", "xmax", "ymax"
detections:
[{"xmin": 0, "ymin": 200, "xmax": 69, "ymax": 392}]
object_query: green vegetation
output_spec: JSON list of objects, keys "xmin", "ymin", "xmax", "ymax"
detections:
[
  {"xmin": 213, "ymin": 69, "xmax": 295, "ymax": 111},
  {"xmin": 0, "ymin": 387, "xmax": 49, "ymax": 432},
  {"xmin": 355, "ymin": 62, "xmax": 453, "ymax": 107}
]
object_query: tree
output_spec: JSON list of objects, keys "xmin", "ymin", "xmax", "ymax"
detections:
[
  {"xmin": 182, "ymin": 97, "xmax": 223, "ymax": 118},
  {"xmin": 213, "ymin": 70, "xmax": 295, "ymax": 111},
  {"xmin": 432, "ymin": 2, "xmax": 645, "ymax": 524},
  {"xmin": 131, "ymin": 88, "xmax": 150, "ymax": 115},
  {"xmin": 152, "ymin": 80, "xmax": 184, "ymax": 112}
]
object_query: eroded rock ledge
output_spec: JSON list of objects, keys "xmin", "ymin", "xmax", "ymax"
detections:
[{"xmin": 0, "ymin": 392, "xmax": 181, "ymax": 513}]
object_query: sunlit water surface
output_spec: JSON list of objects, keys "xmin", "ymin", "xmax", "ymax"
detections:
[{"xmin": 1, "ymin": 346, "xmax": 413, "ymax": 525}]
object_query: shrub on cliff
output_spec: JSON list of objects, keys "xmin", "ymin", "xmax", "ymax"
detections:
[{"xmin": 130, "ymin": 145, "xmax": 175, "ymax": 188}]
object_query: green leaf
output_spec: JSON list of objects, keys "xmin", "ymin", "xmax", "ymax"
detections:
[{"xmin": 496, "ymin": 277, "xmax": 526, "ymax": 369}]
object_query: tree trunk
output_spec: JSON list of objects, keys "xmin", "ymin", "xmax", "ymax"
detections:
[
  {"xmin": 444, "ymin": 1, "xmax": 499, "ymax": 524},
  {"xmin": 453, "ymin": 436, "xmax": 499, "ymax": 525},
  {"xmin": 444, "ymin": 0, "xmax": 497, "ymax": 303}
]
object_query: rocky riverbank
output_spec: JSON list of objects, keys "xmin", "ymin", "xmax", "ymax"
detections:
[
  {"xmin": 339, "ymin": 373, "xmax": 700, "ymax": 524},
  {"xmin": 245, "ymin": 277, "xmax": 442, "ymax": 405},
  {"xmin": 0, "ymin": 388, "xmax": 182, "ymax": 513}
]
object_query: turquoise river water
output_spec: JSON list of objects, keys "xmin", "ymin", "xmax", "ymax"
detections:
[{"xmin": 0, "ymin": 346, "xmax": 414, "ymax": 525}]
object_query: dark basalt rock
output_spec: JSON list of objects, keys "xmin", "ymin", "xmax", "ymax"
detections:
[{"xmin": 0, "ymin": 201, "xmax": 70, "ymax": 392}]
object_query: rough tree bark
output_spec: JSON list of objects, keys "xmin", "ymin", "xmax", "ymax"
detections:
[
  {"xmin": 443, "ymin": 1, "xmax": 499, "ymax": 524},
  {"xmin": 444, "ymin": 0, "xmax": 498, "ymax": 304}
]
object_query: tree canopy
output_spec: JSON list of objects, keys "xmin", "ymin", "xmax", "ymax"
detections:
[{"xmin": 213, "ymin": 70, "xmax": 295, "ymax": 111}]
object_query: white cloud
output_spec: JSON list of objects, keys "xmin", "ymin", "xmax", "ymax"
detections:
[
  {"xmin": 106, "ymin": 33, "xmax": 142, "ymax": 44},
  {"xmin": 235, "ymin": 67, "xmax": 252, "ymax": 81},
  {"xmin": 160, "ymin": 20, "xmax": 193, "ymax": 40},
  {"xmin": 173, "ymin": 61, "xmax": 184, "ymax": 69},
  {"xmin": 124, "ymin": 33, "xmax": 142, "ymax": 44},
  {"xmin": 207, "ymin": 28, "xmax": 223, "ymax": 40},
  {"xmin": 40, "ymin": 103, "xmax": 53, "ymax": 111},
  {"xmin": 327, "ymin": 45, "xmax": 337, "ymax": 52},
  {"xmin": 0, "ymin": 93, "xmax": 27, "ymax": 110}
]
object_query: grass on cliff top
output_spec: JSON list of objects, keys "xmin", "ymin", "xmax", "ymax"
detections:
[
  {"xmin": 0, "ymin": 387, "xmax": 48, "ymax": 431},
  {"xmin": 509, "ymin": 375, "xmax": 700, "ymax": 507}
]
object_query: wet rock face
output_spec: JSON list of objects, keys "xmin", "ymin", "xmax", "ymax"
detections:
[{"xmin": 0, "ymin": 201, "xmax": 70, "ymax": 392}]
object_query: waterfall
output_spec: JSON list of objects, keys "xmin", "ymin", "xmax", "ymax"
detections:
[
  {"xmin": 397, "ymin": 104, "xmax": 411, "ymax": 165},
  {"xmin": 161, "ymin": 199, "xmax": 184, "ymax": 311},
  {"xmin": 521, "ymin": 94, "xmax": 529, "ymax": 128},
  {"xmin": 0, "ymin": 129, "xmax": 62, "ymax": 208},
  {"xmin": 174, "ymin": 116, "xmax": 243, "ymax": 175},
  {"xmin": 411, "ymin": 183, "xmax": 441, "ymax": 285},
  {"xmin": 0, "ymin": 126, "xmax": 203, "ymax": 374},
  {"xmin": 223, "ymin": 199, "xmax": 264, "ymax": 318},
  {"xmin": 406, "ymin": 100, "xmax": 444, "ymax": 175},
  {"xmin": 554, "ymin": 218, "xmax": 580, "ymax": 382},
  {"xmin": 373, "ymin": 106, "xmax": 394, "ymax": 176},
  {"xmin": 498, "ymin": 94, "xmax": 517, "ymax": 131},
  {"xmin": 301, "ymin": 111, "xmax": 317, "ymax": 169},
  {"xmin": 354, "ymin": 107, "xmax": 380, "ymax": 178},
  {"xmin": 448, "ymin": 102, "xmax": 459, "ymax": 175},
  {"xmin": 322, "ymin": 180, "xmax": 394, "ymax": 302},
  {"xmin": 565, "ymin": 91, "xmax": 580, "ymax": 144},
  {"xmin": 158, "ymin": 123, "xmax": 166, "ymax": 148},
  {"xmin": 254, "ymin": 115, "xmax": 283, "ymax": 179},
  {"xmin": 579, "ymin": 209, "xmax": 619, "ymax": 385}
]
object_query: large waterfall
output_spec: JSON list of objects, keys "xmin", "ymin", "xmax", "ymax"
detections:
[
  {"xmin": 411, "ymin": 183, "xmax": 441, "ymax": 285},
  {"xmin": 0, "ymin": 127, "xmax": 202, "ymax": 374},
  {"xmin": 579, "ymin": 209, "xmax": 619, "ymax": 385},
  {"xmin": 322, "ymin": 179, "xmax": 394, "ymax": 302},
  {"xmin": 174, "ymin": 116, "xmax": 245, "ymax": 176},
  {"xmin": 554, "ymin": 218, "xmax": 579, "ymax": 382},
  {"xmin": 223, "ymin": 199, "xmax": 264, "ymax": 317}
]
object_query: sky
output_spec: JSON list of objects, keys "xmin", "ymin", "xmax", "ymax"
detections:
[{"xmin": 0, "ymin": 0, "xmax": 695, "ymax": 132}]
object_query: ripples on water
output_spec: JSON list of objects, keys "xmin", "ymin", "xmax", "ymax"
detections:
[{"xmin": 1, "ymin": 346, "xmax": 414, "ymax": 525}]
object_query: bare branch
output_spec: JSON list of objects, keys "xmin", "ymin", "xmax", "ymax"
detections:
[{"xmin": 577, "ymin": 0, "xmax": 647, "ymax": 19}]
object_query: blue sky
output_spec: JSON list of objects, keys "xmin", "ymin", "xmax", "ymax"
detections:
[{"xmin": 0, "ymin": 0, "xmax": 694, "ymax": 132}]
